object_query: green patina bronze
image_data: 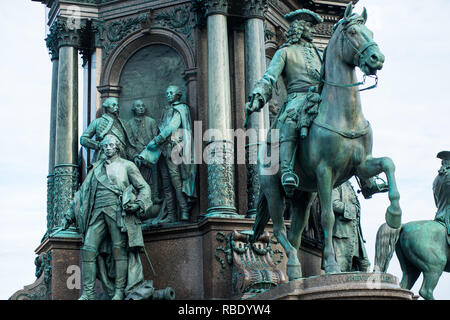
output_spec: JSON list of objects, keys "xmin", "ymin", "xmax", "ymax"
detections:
[
  {"xmin": 80, "ymin": 97, "xmax": 133, "ymax": 162},
  {"xmin": 311, "ymin": 181, "xmax": 370, "ymax": 272},
  {"xmin": 249, "ymin": 4, "xmax": 401, "ymax": 279},
  {"xmin": 126, "ymin": 100, "xmax": 162, "ymax": 210},
  {"xmin": 61, "ymin": 134, "xmax": 154, "ymax": 300},
  {"xmin": 375, "ymin": 151, "xmax": 450, "ymax": 300},
  {"xmin": 139, "ymin": 85, "xmax": 197, "ymax": 223}
]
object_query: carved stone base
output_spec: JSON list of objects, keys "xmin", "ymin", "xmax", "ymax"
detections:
[
  {"xmin": 10, "ymin": 217, "xmax": 322, "ymax": 300},
  {"xmin": 247, "ymin": 272, "xmax": 415, "ymax": 300}
]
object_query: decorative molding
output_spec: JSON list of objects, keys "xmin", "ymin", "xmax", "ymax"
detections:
[
  {"xmin": 206, "ymin": 141, "xmax": 236, "ymax": 215},
  {"xmin": 215, "ymin": 231, "xmax": 286, "ymax": 298},
  {"xmin": 267, "ymin": 0, "xmax": 290, "ymax": 17},
  {"xmin": 54, "ymin": 17, "xmax": 84, "ymax": 48},
  {"xmin": 46, "ymin": 174, "xmax": 55, "ymax": 235},
  {"xmin": 53, "ymin": 164, "xmax": 79, "ymax": 229},
  {"xmin": 153, "ymin": 5, "xmax": 195, "ymax": 48},
  {"xmin": 9, "ymin": 252, "xmax": 52, "ymax": 300},
  {"xmin": 102, "ymin": 13, "xmax": 148, "ymax": 61},
  {"xmin": 204, "ymin": 0, "xmax": 230, "ymax": 17},
  {"xmin": 45, "ymin": 22, "xmax": 60, "ymax": 61}
]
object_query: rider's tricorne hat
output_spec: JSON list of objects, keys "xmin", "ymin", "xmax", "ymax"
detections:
[
  {"xmin": 437, "ymin": 151, "xmax": 450, "ymax": 160},
  {"xmin": 284, "ymin": 9, "xmax": 323, "ymax": 25}
]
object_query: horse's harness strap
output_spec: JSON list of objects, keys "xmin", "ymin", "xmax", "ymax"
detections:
[{"xmin": 312, "ymin": 120, "xmax": 371, "ymax": 139}]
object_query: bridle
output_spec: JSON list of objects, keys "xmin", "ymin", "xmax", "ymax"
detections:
[{"xmin": 321, "ymin": 17, "xmax": 379, "ymax": 92}]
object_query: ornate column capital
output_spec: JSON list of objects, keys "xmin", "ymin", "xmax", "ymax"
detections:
[
  {"xmin": 50, "ymin": 17, "xmax": 83, "ymax": 49},
  {"xmin": 204, "ymin": 0, "xmax": 230, "ymax": 17},
  {"xmin": 45, "ymin": 22, "xmax": 60, "ymax": 61},
  {"xmin": 242, "ymin": 0, "xmax": 268, "ymax": 19}
]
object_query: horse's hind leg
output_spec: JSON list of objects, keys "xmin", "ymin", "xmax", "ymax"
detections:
[
  {"xmin": 396, "ymin": 244, "xmax": 420, "ymax": 290},
  {"xmin": 420, "ymin": 270, "xmax": 442, "ymax": 300},
  {"xmin": 316, "ymin": 165, "xmax": 340, "ymax": 273},
  {"xmin": 357, "ymin": 156, "xmax": 402, "ymax": 228}
]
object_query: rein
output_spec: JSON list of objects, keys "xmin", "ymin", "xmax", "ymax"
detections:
[
  {"xmin": 321, "ymin": 73, "xmax": 378, "ymax": 92},
  {"xmin": 314, "ymin": 17, "xmax": 376, "ymax": 140},
  {"xmin": 321, "ymin": 19, "xmax": 379, "ymax": 92}
]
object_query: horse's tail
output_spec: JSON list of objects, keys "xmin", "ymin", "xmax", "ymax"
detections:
[
  {"xmin": 250, "ymin": 192, "xmax": 270, "ymax": 243},
  {"xmin": 373, "ymin": 222, "xmax": 402, "ymax": 272}
]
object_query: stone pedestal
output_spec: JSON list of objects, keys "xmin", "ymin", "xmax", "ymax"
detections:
[
  {"xmin": 11, "ymin": 217, "xmax": 322, "ymax": 300},
  {"xmin": 247, "ymin": 272, "xmax": 415, "ymax": 300}
]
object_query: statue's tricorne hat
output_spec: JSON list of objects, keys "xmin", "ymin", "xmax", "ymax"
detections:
[
  {"xmin": 437, "ymin": 151, "xmax": 450, "ymax": 160},
  {"xmin": 284, "ymin": 9, "xmax": 323, "ymax": 25}
]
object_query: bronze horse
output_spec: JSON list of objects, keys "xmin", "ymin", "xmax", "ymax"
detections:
[
  {"xmin": 251, "ymin": 5, "xmax": 402, "ymax": 279},
  {"xmin": 375, "ymin": 221, "xmax": 450, "ymax": 300}
]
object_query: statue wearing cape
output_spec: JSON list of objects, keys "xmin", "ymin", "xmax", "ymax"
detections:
[{"xmin": 64, "ymin": 158, "xmax": 153, "ymax": 297}]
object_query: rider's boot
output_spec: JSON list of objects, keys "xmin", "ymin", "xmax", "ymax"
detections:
[
  {"xmin": 111, "ymin": 247, "xmax": 128, "ymax": 300},
  {"xmin": 78, "ymin": 248, "xmax": 97, "ymax": 300},
  {"xmin": 280, "ymin": 122, "xmax": 299, "ymax": 198},
  {"xmin": 360, "ymin": 176, "xmax": 388, "ymax": 199}
]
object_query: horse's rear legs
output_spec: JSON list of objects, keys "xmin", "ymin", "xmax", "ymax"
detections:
[
  {"xmin": 316, "ymin": 165, "xmax": 340, "ymax": 273},
  {"xmin": 420, "ymin": 271, "xmax": 442, "ymax": 300},
  {"xmin": 357, "ymin": 156, "xmax": 402, "ymax": 228}
]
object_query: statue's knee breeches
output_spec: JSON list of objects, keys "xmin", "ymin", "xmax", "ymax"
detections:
[{"xmin": 279, "ymin": 119, "xmax": 298, "ymax": 143}]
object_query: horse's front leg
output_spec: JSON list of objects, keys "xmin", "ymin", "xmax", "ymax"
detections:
[
  {"xmin": 266, "ymin": 191, "xmax": 302, "ymax": 280},
  {"xmin": 357, "ymin": 156, "xmax": 402, "ymax": 228},
  {"xmin": 316, "ymin": 165, "xmax": 340, "ymax": 273}
]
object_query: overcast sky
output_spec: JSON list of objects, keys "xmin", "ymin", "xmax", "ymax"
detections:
[{"xmin": 0, "ymin": 0, "xmax": 449, "ymax": 300}]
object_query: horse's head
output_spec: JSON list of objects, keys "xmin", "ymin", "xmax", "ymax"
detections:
[{"xmin": 334, "ymin": 4, "xmax": 385, "ymax": 76}]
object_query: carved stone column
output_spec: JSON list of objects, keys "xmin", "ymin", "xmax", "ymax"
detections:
[
  {"xmin": 243, "ymin": 0, "xmax": 269, "ymax": 217},
  {"xmin": 204, "ymin": 0, "xmax": 238, "ymax": 217},
  {"xmin": 44, "ymin": 23, "xmax": 60, "ymax": 235},
  {"xmin": 53, "ymin": 17, "xmax": 81, "ymax": 230}
]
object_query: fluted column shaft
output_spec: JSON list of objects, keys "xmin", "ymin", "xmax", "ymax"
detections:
[
  {"xmin": 52, "ymin": 19, "xmax": 80, "ymax": 229},
  {"xmin": 243, "ymin": 0, "xmax": 269, "ymax": 216},
  {"xmin": 205, "ymin": 1, "xmax": 237, "ymax": 217}
]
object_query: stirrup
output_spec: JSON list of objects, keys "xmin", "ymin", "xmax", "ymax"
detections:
[{"xmin": 359, "ymin": 176, "xmax": 388, "ymax": 199}]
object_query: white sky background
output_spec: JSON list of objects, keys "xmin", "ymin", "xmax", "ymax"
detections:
[{"xmin": 0, "ymin": 0, "xmax": 448, "ymax": 299}]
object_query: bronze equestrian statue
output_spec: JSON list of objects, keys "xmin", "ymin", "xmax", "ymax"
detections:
[
  {"xmin": 374, "ymin": 151, "xmax": 450, "ymax": 300},
  {"xmin": 249, "ymin": 4, "xmax": 401, "ymax": 279}
]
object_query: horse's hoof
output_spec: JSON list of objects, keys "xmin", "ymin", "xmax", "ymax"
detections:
[
  {"xmin": 286, "ymin": 263, "xmax": 302, "ymax": 281},
  {"xmin": 386, "ymin": 205, "xmax": 402, "ymax": 229}
]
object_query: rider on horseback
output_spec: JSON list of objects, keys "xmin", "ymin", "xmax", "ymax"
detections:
[
  {"xmin": 434, "ymin": 151, "xmax": 450, "ymax": 243},
  {"xmin": 246, "ymin": 8, "xmax": 388, "ymax": 199},
  {"xmin": 246, "ymin": 9, "xmax": 323, "ymax": 197}
]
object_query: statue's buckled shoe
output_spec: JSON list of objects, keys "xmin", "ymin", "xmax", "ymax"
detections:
[{"xmin": 281, "ymin": 172, "xmax": 299, "ymax": 197}]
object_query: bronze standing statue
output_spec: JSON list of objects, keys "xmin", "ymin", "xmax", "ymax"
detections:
[
  {"xmin": 374, "ymin": 151, "xmax": 450, "ymax": 300},
  {"xmin": 140, "ymin": 85, "xmax": 197, "ymax": 223},
  {"xmin": 126, "ymin": 100, "xmax": 161, "ymax": 205},
  {"xmin": 80, "ymin": 97, "xmax": 132, "ymax": 162},
  {"xmin": 250, "ymin": 4, "xmax": 401, "ymax": 279},
  {"xmin": 61, "ymin": 134, "xmax": 153, "ymax": 300},
  {"xmin": 327, "ymin": 181, "xmax": 370, "ymax": 272}
]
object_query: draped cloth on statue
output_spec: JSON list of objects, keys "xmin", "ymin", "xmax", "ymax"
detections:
[{"xmin": 65, "ymin": 159, "xmax": 152, "ymax": 296}]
